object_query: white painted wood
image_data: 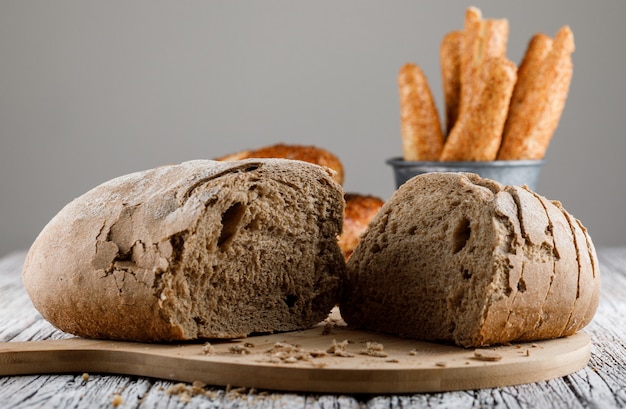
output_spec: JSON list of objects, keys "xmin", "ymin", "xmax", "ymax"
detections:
[{"xmin": 1, "ymin": 249, "xmax": 625, "ymax": 408}]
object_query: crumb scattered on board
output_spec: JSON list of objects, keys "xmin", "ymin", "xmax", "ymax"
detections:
[
  {"xmin": 201, "ymin": 342, "xmax": 215, "ymax": 355},
  {"xmin": 359, "ymin": 342, "xmax": 388, "ymax": 358},
  {"xmin": 264, "ymin": 341, "xmax": 326, "ymax": 364},
  {"xmin": 229, "ymin": 344, "xmax": 252, "ymax": 355},
  {"xmin": 326, "ymin": 339, "xmax": 355, "ymax": 358},
  {"xmin": 473, "ymin": 349, "xmax": 503, "ymax": 362},
  {"xmin": 192, "ymin": 307, "xmax": 547, "ymax": 378},
  {"xmin": 258, "ymin": 338, "xmax": 363, "ymax": 364}
]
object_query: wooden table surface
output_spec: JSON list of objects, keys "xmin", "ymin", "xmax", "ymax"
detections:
[{"xmin": 1, "ymin": 248, "xmax": 625, "ymax": 408}]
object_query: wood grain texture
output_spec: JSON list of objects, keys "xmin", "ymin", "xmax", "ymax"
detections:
[
  {"xmin": 1, "ymin": 249, "xmax": 625, "ymax": 408},
  {"xmin": 0, "ymin": 326, "xmax": 591, "ymax": 394}
]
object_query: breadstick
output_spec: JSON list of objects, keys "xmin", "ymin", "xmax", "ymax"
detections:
[
  {"xmin": 512, "ymin": 33, "xmax": 554, "ymax": 107},
  {"xmin": 498, "ymin": 26, "xmax": 574, "ymax": 160},
  {"xmin": 440, "ymin": 57, "xmax": 517, "ymax": 161},
  {"xmin": 459, "ymin": 6, "xmax": 482, "ymax": 117},
  {"xmin": 497, "ymin": 34, "xmax": 553, "ymax": 159},
  {"xmin": 398, "ymin": 63, "xmax": 444, "ymax": 161},
  {"xmin": 440, "ymin": 30, "xmax": 463, "ymax": 135},
  {"xmin": 459, "ymin": 7, "xmax": 509, "ymax": 118}
]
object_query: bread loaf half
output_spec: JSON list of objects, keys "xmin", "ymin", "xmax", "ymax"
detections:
[
  {"xmin": 341, "ymin": 172, "xmax": 599, "ymax": 347},
  {"xmin": 23, "ymin": 159, "xmax": 346, "ymax": 342}
]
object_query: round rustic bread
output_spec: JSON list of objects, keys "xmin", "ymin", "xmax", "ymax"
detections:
[
  {"xmin": 341, "ymin": 172, "xmax": 600, "ymax": 347},
  {"xmin": 215, "ymin": 143, "xmax": 345, "ymax": 185},
  {"xmin": 22, "ymin": 159, "xmax": 346, "ymax": 342}
]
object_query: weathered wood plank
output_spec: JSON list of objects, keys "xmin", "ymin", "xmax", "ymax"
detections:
[
  {"xmin": 575, "ymin": 249, "xmax": 626, "ymax": 409},
  {"xmin": 1, "ymin": 249, "xmax": 625, "ymax": 409}
]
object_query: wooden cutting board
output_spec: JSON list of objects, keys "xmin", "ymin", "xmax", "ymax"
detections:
[{"xmin": 0, "ymin": 313, "xmax": 590, "ymax": 394}]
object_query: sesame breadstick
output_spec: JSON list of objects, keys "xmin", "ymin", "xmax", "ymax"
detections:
[
  {"xmin": 459, "ymin": 6, "xmax": 482, "ymax": 117},
  {"xmin": 459, "ymin": 7, "xmax": 509, "ymax": 118},
  {"xmin": 511, "ymin": 33, "xmax": 554, "ymax": 109},
  {"xmin": 440, "ymin": 57, "xmax": 517, "ymax": 161},
  {"xmin": 398, "ymin": 63, "xmax": 445, "ymax": 161},
  {"xmin": 498, "ymin": 26, "xmax": 574, "ymax": 160},
  {"xmin": 440, "ymin": 30, "xmax": 463, "ymax": 135}
]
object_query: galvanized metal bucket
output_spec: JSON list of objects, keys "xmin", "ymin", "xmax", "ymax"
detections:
[{"xmin": 386, "ymin": 157, "xmax": 545, "ymax": 191}]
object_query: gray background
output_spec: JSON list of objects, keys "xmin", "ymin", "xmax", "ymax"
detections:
[{"xmin": 1, "ymin": 1, "xmax": 625, "ymax": 256}]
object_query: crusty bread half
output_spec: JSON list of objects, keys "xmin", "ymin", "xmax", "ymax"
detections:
[
  {"xmin": 23, "ymin": 159, "xmax": 346, "ymax": 342},
  {"xmin": 341, "ymin": 172, "xmax": 599, "ymax": 347}
]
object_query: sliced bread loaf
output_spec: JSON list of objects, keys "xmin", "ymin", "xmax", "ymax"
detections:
[
  {"xmin": 23, "ymin": 159, "xmax": 346, "ymax": 342},
  {"xmin": 341, "ymin": 172, "xmax": 599, "ymax": 347}
]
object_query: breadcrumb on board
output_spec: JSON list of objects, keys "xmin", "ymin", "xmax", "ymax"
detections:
[{"xmin": 359, "ymin": 342, "xmax": 388, "ymax": 358}]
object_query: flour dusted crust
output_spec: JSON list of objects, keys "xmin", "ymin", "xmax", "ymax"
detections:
[
  {"xmin": 22, "ymin": 159, "xmax": 346, "ymax": 342},
  {"xmin": 341, "ymin": 172, "xmax": 599, "ymax": 347}
]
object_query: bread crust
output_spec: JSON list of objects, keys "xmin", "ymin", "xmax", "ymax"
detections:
[
  {"xmin": 22, "ymin": 159, "xmax": 346, "ymax": 342},
  {"xmin": 215, "ymin": 143, "xmax": 345, "ymax": 185},
  {"xmin": 479, "ymin": 188, "xmax": 524, "ymax": 342},
  {"xmin": 530, "ymin": 194, "xmax": 579, "ymax": 339},
  {"xmin": 579, "ymin": 220, "xmax": 601, "ymax": 327},
  {"xmin": 501, "ymin": 186, "xmax": 554, "ymax": 342},
  {"xmin": 557, "ymin": 203, "xmax": 601, "ymax": 335}
]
